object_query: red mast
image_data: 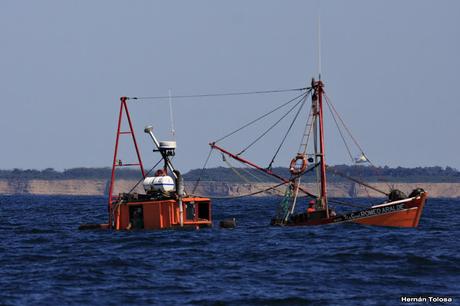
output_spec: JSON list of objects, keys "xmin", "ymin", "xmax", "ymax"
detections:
[
  {"xmin": 107, "ymin": 97, "xmax": 146, "ymax": 226},
  {"xmin": 314, "ymin": 80, "xmax": 328, "ymax": 214}
]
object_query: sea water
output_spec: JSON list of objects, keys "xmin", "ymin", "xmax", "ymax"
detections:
[{"xmin": 0, "ymin": 195, "xmax": 458, "ymax": 305}]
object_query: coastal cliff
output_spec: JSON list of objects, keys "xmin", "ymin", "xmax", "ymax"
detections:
[{"xmin": 0, "ymin": 179, "xmax": 459, "ymax": 198}]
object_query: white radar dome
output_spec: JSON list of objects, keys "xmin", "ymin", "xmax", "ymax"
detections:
[{"xmin": 159, "ymin": 141, "xmax": 176, "ymax": 150}]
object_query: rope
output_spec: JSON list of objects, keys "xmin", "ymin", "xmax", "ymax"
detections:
[
  {"xmin": 363, "ymin": 184, "xmax": 372, "ymax": 199},
  {"xmin": 220, "ymin": 153, "xmax": 276, "ymax": 182},
  {"xmin": 191, "ymin": 147, "xmax": 214, "ymax": 194},
  {"xmin": 221, "ymin": 154, "xmax": 252, "ymax": 184},
  {"xmin": 191, "ymin": 162, "xmax": 320, "ymax": 200},
  {"xmin": 168, "ymin": 89, "xmax": 176, "ymax": 138},
  {"xmin": 231, "ymin": 158, "xmax": 268, "ymax": 182},
  {"xmin": 214, "ymin": 91, "xmax": 307, "ymax": 143},
  {"xmin": 323, "ymin": 93, "xmax": 367, "ymax": 158},
  {"xmin": 324, "ymin": 92, "xmax": 393, "ymax": 191},
  {"xmin": 239, "ymin": 166, "xmax": 265, "ymax": 182},
  {"xmin": 129, "ymin": 87, "xmax": 309, "ymax": 101},
  {"xmin": 328, "ymin": 198, "xmax": 371, "ymax": 209},
  {"xmin": 268, "ymin": 92, "xmax": 309, "ymax": 169},
  {"xmin": 324, "ymin": 95, "xmax": 355, "ymax": 163},
  {"xmin": 326, "ymin": 166, "xmax": 389, "ymax": 196},
  {"xmin": 198, "ymin": 180, "xmax": 290, "ymax": 199},
  {"xmin": 126, "ymin": 159, "xmax": 163, "ymax": 195},
  {"xmin": 237, "ymin": 93, "xmax": 308, "ymax": 155}
]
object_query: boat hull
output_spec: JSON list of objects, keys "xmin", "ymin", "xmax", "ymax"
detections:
[
  {"xmin": 273, "ymin": 192, "xmax": 427, "ymax": 228},
  {"xmin": 352, "ymin": 193, "xmax": 426, "ymax": 227}
]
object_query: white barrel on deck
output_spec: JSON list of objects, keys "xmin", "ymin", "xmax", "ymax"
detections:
[{"xmin": 143, "ymin": 175, "xmax": 175, "ymax": 193}]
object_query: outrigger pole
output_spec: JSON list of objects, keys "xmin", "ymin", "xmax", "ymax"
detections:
[{"xmin": 209, "ymin": 142, "xmax": 317, "ymax": 198}]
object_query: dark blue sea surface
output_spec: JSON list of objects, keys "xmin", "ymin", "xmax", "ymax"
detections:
[{"xmin": 0, "ymin": 195, "xmax": 459, "ymax": 305}]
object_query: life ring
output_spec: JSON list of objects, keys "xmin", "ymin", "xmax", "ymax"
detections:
[{"xmin": 289, "ymin": 154, "xmax": 307, "ymax": 175}]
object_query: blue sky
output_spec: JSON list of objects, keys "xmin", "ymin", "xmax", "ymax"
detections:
[{"xmin": 1, "ymin": 0, "xmax": 459, "ymax": 171}]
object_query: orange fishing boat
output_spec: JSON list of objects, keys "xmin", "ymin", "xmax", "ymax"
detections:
[
  {"xmin": 204, "ymin": 78, "xmax": 427, "ymax": 228},
  {"xmin": 81, "ymin": 97, "xmax": 212, "ymax": 230},
  {"xmin": 269, "ymin": 79, "xmax": 428, "ymax": 228}
]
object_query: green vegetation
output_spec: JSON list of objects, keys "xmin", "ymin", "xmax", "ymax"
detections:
[
  {"xmin": 184, "ymin": 165, "xmax": 460, "ymax": 183},
  {"xmin": 1, "ymin": 165, "xmax": 459, "ymax": 183},
  {"xmin": 0, "ymin": 168, "xmax": 141, "ymax": 180}
]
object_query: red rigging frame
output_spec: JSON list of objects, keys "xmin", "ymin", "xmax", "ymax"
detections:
[{"xmin": 108, "ymin": 97, "xmax": 146, "ymax": 225}]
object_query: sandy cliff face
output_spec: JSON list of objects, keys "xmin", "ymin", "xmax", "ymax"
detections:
[
  {"xmin": 0, "ymin": 179, "xmax": 107, "ymax": 195},
  {"xmin": 26, "ymin": 180, "xmax": 107, "ymax": 195},
  {"xmin": 186, "ymin": 182, "xmax": 356, "ymax": 198},
  {"xmin": 187, "ymin": 181, "xmax": 455, "ymax": 198},
  {"xmin": 0, "ymin": 180, "xmax": 15, "ymax": 194},
  {"xmin": 0, "ymin": 179, "xmax": 458, "ymax": 198}
]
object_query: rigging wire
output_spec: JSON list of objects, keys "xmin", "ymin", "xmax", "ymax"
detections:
[
  {"xmin": 326, "ymin": 166, "xmax": 389, "ymax": 196},
  {"xmin": 128, "ymin": 87, "xmax": 309, "ymax": 101},
  {"xmin": 240, "ymin": 159, "xmax": 283, "ymax": 182},
  {"xmin": 191, "ymin": 147, "xmax": 214, "ymax": 194},
  {"xmin": 327, "ymin": 198, "xmax": 371, "ymax": 209},
  {"xmin": 364, "ymin": 185, "xmax": 372, "ymax": 199},
  {"xmin": 214, "ymin": 91, "xmax": 308, "ymax": 143},
  {"xmin": 168, "ymin": 89, "xmax": 176, "ymax": 138},
  {"xmin": 110, "ymin": 158, "xmax": 163, "ymax": 225},
  {"xmin": 239, "ymin": 166, "xmax": 265, "ymax": 183},
  {"xmin": 191, "ymin": 162, "xmax": 320, "ymax": 199},
  {"xmin": 267, "ymin": 91, "xmax": 310, "ymax": 169},
  {"xmin": 126, "ymin": 159, "xmax": 163, "ymax": 195},
  {"xmin": 323, "ymin": 93, "xmax": 368, "ymax": 160},
  {"xmin": 221, "ymin": 153, "xmax": 252, "ymax": 184},
  {"xmin": 237, "ymin": 93, "xmax": 308, "ymax": 155},
  {"xmin": 230, "ymin": 158, "xmax": 269, "ymax": 183},
  {"xmin": 196, "ymin": 180, "xmax": 289, "ymax": 199},
  {"xmin": 324, "ymin": 92, "xmax": 393, "ymax": 191},
  {"xmin": 324, "ymin": 94, "xmax": 355, "ymax": 163}
]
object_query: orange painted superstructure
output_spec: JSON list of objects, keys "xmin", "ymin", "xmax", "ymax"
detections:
[{"xmin": 113, "ymin": 197, "xmax": 212, "ymax": 230}]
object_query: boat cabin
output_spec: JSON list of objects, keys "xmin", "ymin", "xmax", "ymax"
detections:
[{"xmin": 113, "ymin": 197, "xmax": 212, "ymax": 230}]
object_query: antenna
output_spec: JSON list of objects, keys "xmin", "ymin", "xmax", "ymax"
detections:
[
  {"xmin": 168, "ymin": 89, "xmax": 176, "ymax": 138},
  {"xmin": 317, "ymin": 13, "xmax": 322, "ymax": 80}
]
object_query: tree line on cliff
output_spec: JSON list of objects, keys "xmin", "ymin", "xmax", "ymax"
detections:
[{"xmin": 1, "ymin": 165, "xmax": 460, "ymax": 183}]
